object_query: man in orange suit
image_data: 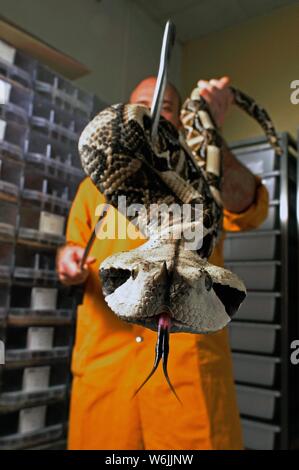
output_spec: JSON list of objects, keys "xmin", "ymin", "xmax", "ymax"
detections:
[{"xmin": 57, "ymin": 76, "xmax": 268, "ymax": 450}]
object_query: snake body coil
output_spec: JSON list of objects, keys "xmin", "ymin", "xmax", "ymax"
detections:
[{"xmin": 78, "ymin": 85, "xmax": 282, "ymax": 397}]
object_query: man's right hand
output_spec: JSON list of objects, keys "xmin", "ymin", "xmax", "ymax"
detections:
[{"xmin": 56, "ymin": 245, "xmax": 96, "ymax": 286}]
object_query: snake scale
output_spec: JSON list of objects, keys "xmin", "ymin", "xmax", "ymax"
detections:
[{"xmin": 78, "ymin": 84, "xmax": 282, "ymax": 399}]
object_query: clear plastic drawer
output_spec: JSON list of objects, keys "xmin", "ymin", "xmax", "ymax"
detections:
[
  {"xmin": 0, "ymin": 44, "xmax": 36, "ymax": 89},
  {"xmin": 34, "ymin": 64, "xmax": 93, "ymax": 116},
  {"xmin": 1, "ymin": 363, "xmax": 69, "ymax": 394},
  {"xmin": 0, "ymin": 242, "xmax": 14, "ymax": 280},
  {"xmin": 24, "ymin": 130, "xmax": 83, "ymax": 177},
  {"xmin": 225, "ymin": 261, "xmax": 280, "ymax": 290},
  {"xmin": 224, "ymin": 230, "xmax": 280, "ymax": 261},
  {"xmin": 18, "ymin": 203, "xmax": 65, "ymax": 247},
  {"xmin": 232, "ymin": 353, "xmax": 280, "ymax": 386},
  {"xmin": 30, "ymin": 95, "xmax": 78, "ymax": 142},
  {"xmin": 262, "ymin": 173, "xmax": 280, "ymax": 200},
  {"xmin": 14, "ymin": 248, "xmax": 57, "ymax": 282},
  {"xmin": 8, "ymin": 285, "xmax": 74, "ymax": 326},
  {"xmin": 30, "ymin": 438, "xmax": 66, "ymax": 450},
  {"xmin": 5, "ymin": 346, "xmax": 70, "ymax": 368},
  {"xmin": 0, "ymin": 401, "xmax": 65, "ymax": 449},
  {"xmin": 241, "ymin": 418, "xmax": 280, "ymax": 450},
  {"xmin": 236, "ymin": 385, "xmax": 280, "ymax": 420},
  {"xmin": 234, "ymin": 144, "xmax": 278, "ymax": 174},
  {"xmin": 229, "ymin": 322, "xmax": 280, "ymax": 354},
  {"xmin": 0, "ymin": 384, "xmax": 67, "ymax": 413},
  {"xmin": 0, "ymin": 77, "xmax": 33, "ymax": 125},
  {"xmin": 258, "ymin": 201, "xmax": 279, "ymax": 231},
  {"xmin": 0, "ymin": 150, "xmax": 23, "ymax": 201},
  {"xmin": 0, "ymin": 119, "xmax": 27, "ymax": 161},
  {"xmin": 0, "ymin": 199, "xmax": 18, "ymax": 239},
  {"xmin": 234, "ymin": 291, "xmax": 280, "ymax": 322},
  {"xmin": 76, "ymin": 88, "xmax": 94, "ymax": 115},
  {"xmin": 21, "ymin": 169, "xmax": 72, "ymax": 211},
  {"xmin": 0, "ymin": 282, "xmax": 10, "ymax": 324},
  {"xmin": 0, "ymin": 423, "xmax": 64, "ymax": 450}
]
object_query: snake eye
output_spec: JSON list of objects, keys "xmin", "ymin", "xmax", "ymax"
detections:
[
  {"xmin": 212, "ymin": 283, "xmax": 246, "ymax": 317},
  {"xmin": 100, "ymin": 267, "xmax": 131, "ymax": 296},
  {"xmin": 205, "ymin": 273, "xmax": 213, "ymax": 291}
]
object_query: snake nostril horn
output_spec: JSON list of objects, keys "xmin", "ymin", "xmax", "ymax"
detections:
[{"xmin": 131, "ymin": 269, "xmax": 138, "ymax": 280}]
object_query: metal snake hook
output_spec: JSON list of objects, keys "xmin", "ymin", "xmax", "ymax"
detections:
[
  {"xmin": 80, "ymin": 203, "xmax": 110, "ymax": 270},
  {"xmin": 150, "ymin": 19, "xmax": 176, "ymax": 143}
]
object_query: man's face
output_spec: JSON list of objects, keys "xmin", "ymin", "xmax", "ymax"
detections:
[{"xmin": 129, "ymin": 77, "xmax": 181, "ymax": 129}]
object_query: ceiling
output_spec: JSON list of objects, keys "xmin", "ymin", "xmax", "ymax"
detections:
[{"xmin": 133, "ymin": 0, "xmax": 299, "ymax": 42}]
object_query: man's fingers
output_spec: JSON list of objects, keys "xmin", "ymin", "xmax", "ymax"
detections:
[
  {"xmin": 58, "ymin": 270, "xmax": 88, "ymax": 286},
  {"xmin": 60, "ymin": 261, "xmax": 79, "ymax": 278},
  {"xmin": 198, "ymin": 77, "xmax": 231, "ymax": 89},
  {"xmin": 200, "ymin": 88, "xmax": 214, "ymax": 109},
  {"xmin": 59, "ymin": 256, "xmax": 95, "ymax": 277},
  {"xmin": 72, "ymin": 247, "xmax": 85, "ymax": 263},
  {"xmin": 209, "ymin": 79, "xmax": 233, "ymax": 102},
  {"xmin": 197, "ymin": 79, "xmax": 209, "ymax": 89},
  {"xmin": 58, "ymin": 273, "xmax": 75, "ymax": 286},
  {"xmin": 79, "ymin": 256, "xmax": 96, "ymax": 272},
  {"xmin": 209, "ymin": 79, "xmax": 222, "ymax": 89},
  {"xmin": 216, "ymin": 77, "xmax": 234, "ymax": 105},
  {"xmin": 209, "ymin": 76, "xmax": 231, "ymax": 89},
  {"xmin": 196, "ymin": 76, "xmax": 234, "ymax": 128},
  {"xmin": 56, "ymin": 245, "xmax": 95, "ymax": 286},
  {"xmin": 219, "ymin": 76, "xmax": 231, "ymax": 87},
  {"xmin": 82, "ymin": 260, "xmax": 96, "ymax": 271},
  {"xmin": 199, "ymin": 84, "xmax": 222, "ymax": 102}
]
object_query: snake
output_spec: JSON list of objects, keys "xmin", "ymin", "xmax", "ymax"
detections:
[{"xmin": 78, "ymin": 83, "xmax": 282, "ymax": 400}]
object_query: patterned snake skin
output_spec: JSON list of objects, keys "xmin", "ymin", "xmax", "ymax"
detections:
[{"xmin": 78, "ymin": 84, "xmax": 282, "ymax": 397}]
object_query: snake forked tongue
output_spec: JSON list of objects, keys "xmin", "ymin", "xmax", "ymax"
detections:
[{"xmin": 133, "ymin": 311, "xmax": 181, "ymax": 404}]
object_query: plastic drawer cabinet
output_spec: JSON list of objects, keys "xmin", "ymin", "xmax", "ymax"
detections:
[
  {"xmin": 226, "ymin": 134, "xmax": 298, "ymax": 449},
  {"xmin": 0, "ymin": 39, "xmax": 99, "ymax": 449}
]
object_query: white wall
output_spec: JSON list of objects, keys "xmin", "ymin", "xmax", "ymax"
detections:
[{"xmin": 0, "ymin": 0, "xmax": 182, "ymax": 103}]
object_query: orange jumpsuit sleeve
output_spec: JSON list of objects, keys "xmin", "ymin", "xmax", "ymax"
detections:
[
  {"xmin": 66, "ymin": 177, "xmax": 104, "ymax": 247},
  {"xmin": 223, "ymin": 176, "xmax": 269, "ymax": 232}
]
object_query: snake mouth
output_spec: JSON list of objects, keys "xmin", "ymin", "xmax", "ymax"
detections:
[{"xmin": 130, "ymin": 311, "xmax": 189, "ymax": 333}]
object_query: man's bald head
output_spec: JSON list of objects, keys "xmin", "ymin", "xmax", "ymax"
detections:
[{"xmin": 129, "ymin": 76, "xmax": 182, "ymax": 129}]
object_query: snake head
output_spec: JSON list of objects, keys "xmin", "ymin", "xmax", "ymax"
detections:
[{"xmin": 100, "ymin": 239, "xmax": 246, "ymax": 334}]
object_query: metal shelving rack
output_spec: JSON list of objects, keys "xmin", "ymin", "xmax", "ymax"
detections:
[
  {"xmin": 226, "ymin": 133, "xmax": 298, "ymax": 450},
  {"xmin": 0, "ymin": 39, "xmax": 97, "ymax": 450}
]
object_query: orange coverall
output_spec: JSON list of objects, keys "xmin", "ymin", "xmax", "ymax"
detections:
[{"xmin": 66, "ymin": 176, "xmax": 268, "ymax": 450}]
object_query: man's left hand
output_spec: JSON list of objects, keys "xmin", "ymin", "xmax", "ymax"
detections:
[{"xmin": 197, "ymin": 76, "xmax": 234, "ymax": 128}]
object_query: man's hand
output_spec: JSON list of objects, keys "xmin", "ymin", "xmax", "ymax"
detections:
[
  {"xmin": 197, "ymin": 76, "xmax": 234, "ymax": 128},
  {"xmin": 56, "ymin": 244, "xmax": 96, "ymax": 286},
  {"xmin": 196, "ymin": 76, "xmax": 257, "ymax": 212}
]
